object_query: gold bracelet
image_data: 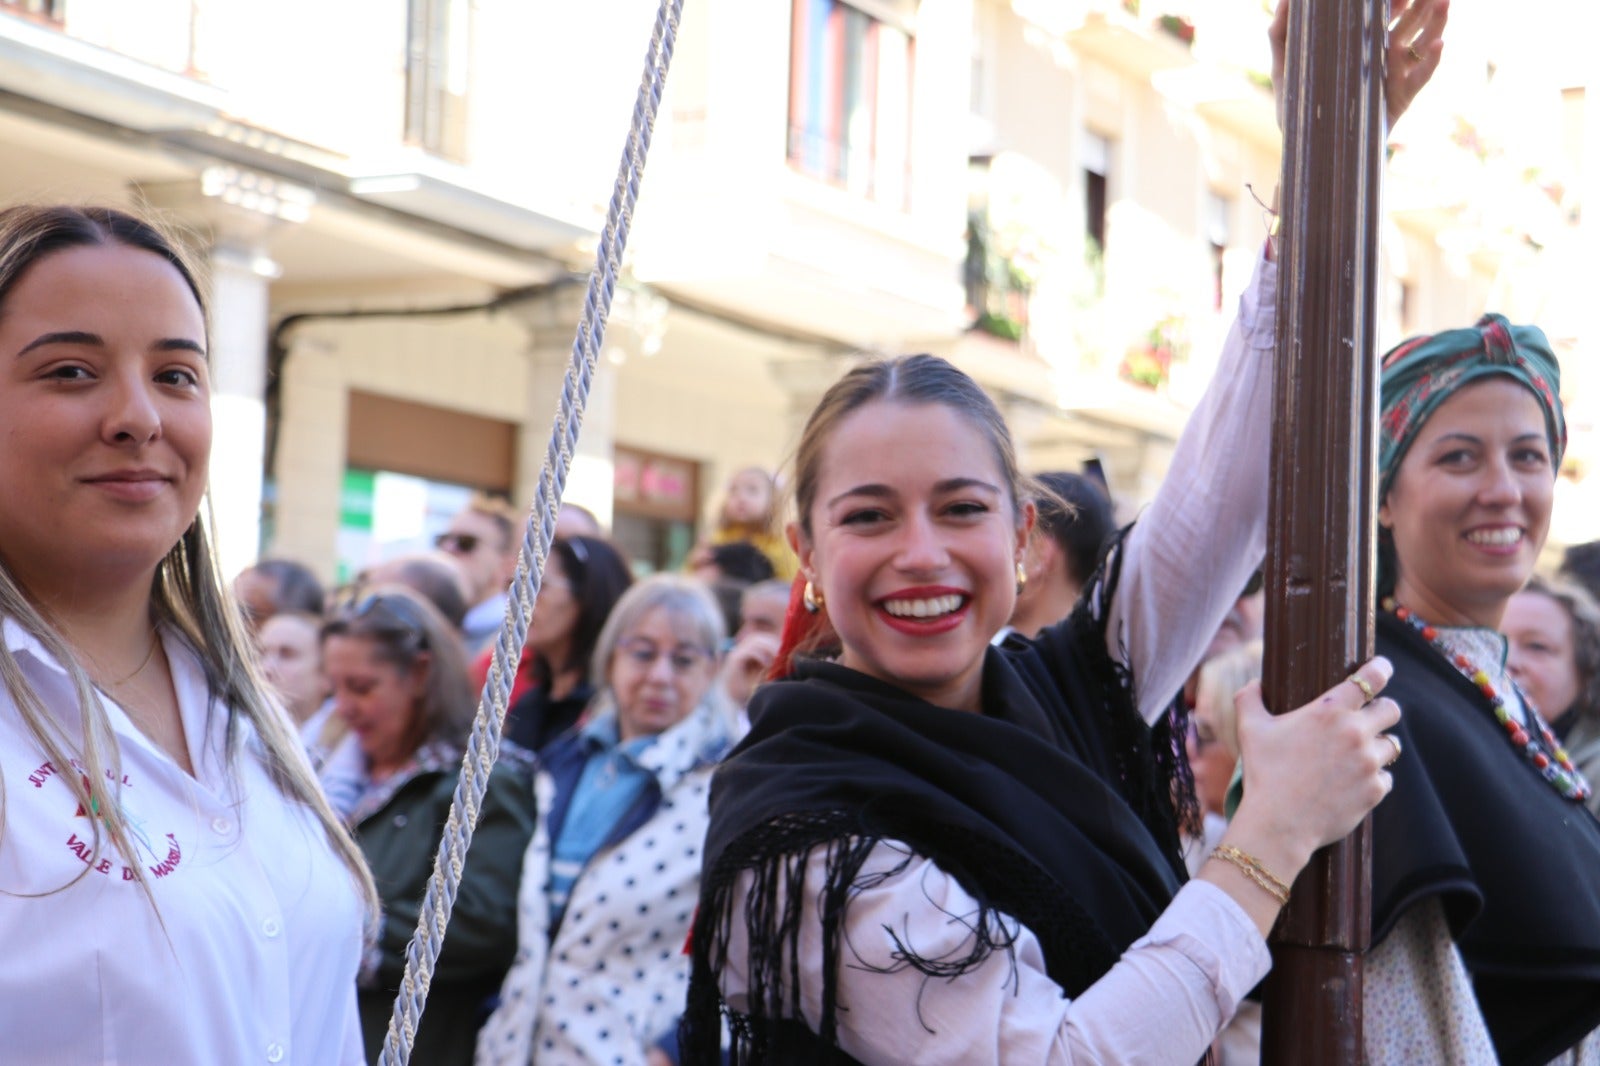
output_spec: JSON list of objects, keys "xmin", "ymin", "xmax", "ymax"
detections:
[
  {"xmin": 1215, "ymin": 844, "xmax": 1291, "ymax": 897},
  {"xmin": 1211, "ymin": 845, "xmax": 1291, "ymax": 906}
]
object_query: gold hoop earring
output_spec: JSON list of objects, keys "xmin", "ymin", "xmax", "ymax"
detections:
[
  {"xmin": 1015, "ymin": 561, "xmax": 1028, "ymax": 592},
  {"xmin": 803, "ymin": 580, "xmax": 825, "ymax": 614}
]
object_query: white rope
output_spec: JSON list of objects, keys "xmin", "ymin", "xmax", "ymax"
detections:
[{"xmin": 377, "ymin": 1, "xmax": 685, "ymax": 1060}]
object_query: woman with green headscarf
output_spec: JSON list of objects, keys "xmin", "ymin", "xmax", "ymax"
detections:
[{"xmin": 1367, "ymin": 314, "xmax": 1600, "ymax": 1065}]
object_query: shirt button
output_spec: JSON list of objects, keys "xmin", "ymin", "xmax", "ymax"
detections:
[
  {"xmin": 266, "ymin": 1044, "xmax": 284, "ymax": 1063},
  {"xmin": 262, "ymin": 918, "xmax": 281, "ymax": 938},
  {"xmin": 211, "ymin": 817, "xmax": 231, "ymax": 834},
  {"xmin": 393, "ymin": 813, "xmax": 408, "ymax": 828}
]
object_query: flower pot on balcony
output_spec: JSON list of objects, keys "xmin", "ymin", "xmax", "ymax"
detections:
[{"xmin": 1156, "ymin": 14, "xmax": 1195, "ymax": 46}]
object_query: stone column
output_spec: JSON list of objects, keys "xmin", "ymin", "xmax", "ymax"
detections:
[
  {"xmin": 137, "ymin": 168, "xmax": 312, "ymax": 579},
  {"xmin": 206, "ymin": 240, "xmax": 278, "ymax": 579},
  {"xmin": 507, "ymin": 286, "xmax": 621, "ymax": 532}
]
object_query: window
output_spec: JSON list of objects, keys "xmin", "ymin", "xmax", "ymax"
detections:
[
  {"xmin": 964, "ymin": 156, "xmax": 1031, "ymax": 342},
  {"xmin": 404, "ymin": 0, "xmax": 472, "ymax": 162},
  {"xmin": 1, "ymin": 0, "xmax": 65, "ymax": 22},
  {"xmin": 1205, "ymin": 191, "xmax": 1231, "ymax": 311},
  {"xmin": 1083, "ymin": 132, "xmax": 1112, "ymax": 256},
  {"xmin": 787, "ymin": 0, "xmax": 915, "ymax": 208},
  {"xmin": 967, "ymin": 2, "xmax": 997, "ymax": 154}
]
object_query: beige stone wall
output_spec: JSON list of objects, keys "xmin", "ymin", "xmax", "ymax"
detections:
[
  {"xmin": 268, "ymin": 297, "xmax": 824, "ymax": 576},
  {"xmin": 612, "ymin": 310, "xmax": 818, "ymax": 531},
  {"xmin": 270, "ymin": 312, "xmax": 530, "ymax": 580}
]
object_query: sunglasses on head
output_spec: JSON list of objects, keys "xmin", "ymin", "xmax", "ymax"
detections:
[
  {"xmin": 345, "ymin": 592, "xmax": 432, "ymax": 648},
  {"xmin": 435, "ymin": 531, "xmax": 481, "ymax": 554}
]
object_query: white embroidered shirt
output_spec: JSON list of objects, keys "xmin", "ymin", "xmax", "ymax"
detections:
[{"xmin": 0, "ymin": 620, "xmax": 366, "ymax": 1065}]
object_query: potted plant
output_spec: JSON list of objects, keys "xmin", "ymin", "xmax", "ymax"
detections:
[
  {"xmin": 1156, "ymin": 14, "xmax": 1196, "ymax": 45},
  {"xmin": 1119, "ymin": 312, "xmax": 1190, "ymax": 390}
]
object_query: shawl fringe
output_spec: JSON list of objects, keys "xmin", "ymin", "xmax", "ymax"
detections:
[
  {"xmin": 683, "ymin": 808, "xmax": 1125, "ymax": 1064},
  {"xmin": 1065, "ymin": 528, "xmax": 1195, "ymax": 871}
]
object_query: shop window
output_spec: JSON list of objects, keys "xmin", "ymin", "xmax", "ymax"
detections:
[
  {"xmin": 787, "ymin": 0, "xmax": 914, "ymax": 208},
  {"xmin": 339, "ymin": 391, "xmax": 515, "ymax": 583},
  {"xmin": 612, "ymin": 446, "xmax": 700, "ymax": 574},
  {"xmin": 336, "ymin": 469, "xmax": 475, "ymax": 585}
]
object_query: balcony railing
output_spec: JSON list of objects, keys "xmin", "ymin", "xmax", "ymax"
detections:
[{"xmin": 964, "ymin": 212, "xmax": 1033, "ymax": 342}]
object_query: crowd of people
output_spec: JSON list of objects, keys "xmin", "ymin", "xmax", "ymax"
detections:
[
  {"xmin": 14, "ymin": 0, "xmax": 1600, "ymax": 1063},
  {"xmin": 228, "ymin": 480, "xmax": 799, "ymax": 1065}
]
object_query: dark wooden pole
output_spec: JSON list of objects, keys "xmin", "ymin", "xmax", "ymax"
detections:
[{"xmin": 1259, "ymin": 0, "xmax": 1387, "ymax": 1062}]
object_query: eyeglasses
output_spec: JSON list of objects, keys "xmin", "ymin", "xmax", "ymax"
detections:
[
  {"xmin": 617, "ymin": 638, "xmax": 712, "ymax": 676},
  {"xmin": 435, "ymin": 531, "xmax": 481, "ymax": 554}
]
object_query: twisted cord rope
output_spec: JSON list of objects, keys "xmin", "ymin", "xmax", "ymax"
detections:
[{"xmin": 377, "ymin": 1, "xmax": 685, "ymax": 1060}]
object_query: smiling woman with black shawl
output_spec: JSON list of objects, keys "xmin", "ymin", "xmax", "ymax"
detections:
[
  {"xmin": 674, "ymin": 7, "xmax": 1452, "ymax": 1056},
  {"xmin": 678, "ymin": 342, "xmax": 1400, "ymax": 1064}
]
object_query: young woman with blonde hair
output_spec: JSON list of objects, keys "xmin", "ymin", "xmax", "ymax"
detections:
[{"xmin": 0, "ymin": 204, "xmax": 374, "ymax": 1064}]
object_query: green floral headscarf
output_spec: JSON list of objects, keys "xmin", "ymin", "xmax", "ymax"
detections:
[{"xmin": 1378, "ymin": 313, "xmax": 1565, "ymax": 502}]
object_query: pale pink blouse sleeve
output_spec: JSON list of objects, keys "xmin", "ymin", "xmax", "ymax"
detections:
[
  {"xmin": 717, "ymin": 840, "xmax": 1271, "ymax": 1065},
  {"xmin": 1097, "ymin": 250, "xmax": 1280, "ymax": 724}
]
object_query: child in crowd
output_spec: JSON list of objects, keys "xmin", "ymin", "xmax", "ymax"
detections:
[{"xmin": 699, "ymin": 466, "xmax": 795, "ymax": 580}]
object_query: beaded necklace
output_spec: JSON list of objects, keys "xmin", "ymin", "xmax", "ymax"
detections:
[{"xmin": 1385, "ymin": 597, "xmax": 1591, "ymax": 803}]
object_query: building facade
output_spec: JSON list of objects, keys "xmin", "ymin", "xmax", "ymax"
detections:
[{"xmin": 0, "ymin": 0, "xmax": 1586, "ymax": 581}]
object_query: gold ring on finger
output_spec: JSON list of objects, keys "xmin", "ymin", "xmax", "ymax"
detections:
[
  {"xmin": 1382, "ymin": 733, "xmax": 1403, "ymax": 766},
  {"xmin": 1407, "ymin": 43, "xmax": 1423, "ymax": 63},
  {"xmin": 1347, "ymin": 673, "xmax": 1376, "ymax": 703}
]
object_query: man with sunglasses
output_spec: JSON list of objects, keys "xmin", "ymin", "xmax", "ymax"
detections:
[{"xmin": 437, "ymin": 494, "xmax": 521, "ymax": 654}]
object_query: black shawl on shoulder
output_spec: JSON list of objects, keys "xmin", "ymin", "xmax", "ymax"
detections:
[
  {"xmin": 681, "ymin": 586, "xmax": 1189, "ymax": 1064},
  {"xmin": 1373, "ymin": 612, "xmax": 1600, "ymax": 1065}
]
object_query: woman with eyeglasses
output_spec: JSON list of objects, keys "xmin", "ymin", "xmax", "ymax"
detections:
[
  {"xmin": 322, "ymin": 587, "xmax": 536, "ymax": 1066},
  {"xmin": 0, "ymin": 204, "xmax": 375, "ymax": 1063},
  {"xmin": 477, "ymin": 574, "xmax": 733, "ymax": 1066}
]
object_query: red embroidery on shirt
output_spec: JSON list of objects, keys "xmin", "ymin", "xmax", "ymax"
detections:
[
  {"xmin": 146, "ymin": 834, "xmax": 182, "ymax": 879},
  {"xmin": 67, "ymin": 758, "xmax": 132, "ymax": 788},
  {"xmin": 65, "ymin": 833, "xmax": 92, "ymax": 862},
  {"xmin": 36, "ymin": 762, "xmax": 179, "ymax": 883}
]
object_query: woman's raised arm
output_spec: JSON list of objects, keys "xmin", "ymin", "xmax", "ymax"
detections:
[{"xmin": 1099, "ymin": 0, "xmax": 1447, "ymax": 721}]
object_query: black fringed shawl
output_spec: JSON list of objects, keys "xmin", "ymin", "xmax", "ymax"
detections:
[
  {"xmin": 682, "ymin": 564, "xmax": 1191, "ymax": 1064},
  {"xmin": 1372, "ymin": 612, "xmax": 1600, "ymax": 1066}
]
